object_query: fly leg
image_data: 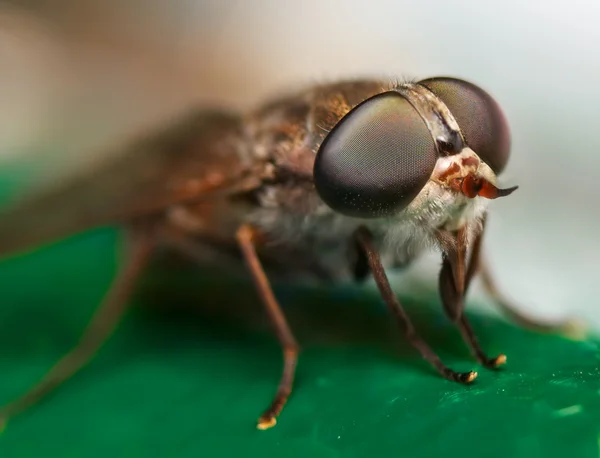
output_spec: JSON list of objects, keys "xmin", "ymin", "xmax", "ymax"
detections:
[
  {"xmin": 437, "ymin": 225, "xmax": 506, "ymax": 369},
  {"xmin": 0, "ymin": 226, "xmax": 155, "ymax": 428},
  {"xmin": 160, "ymin": 224, "xmax": 299, "ymax": 430},
  {"xmin": 475, "ymin": 246, "xmax": 586, "ymax": 339},
  {"xmin": 355, "ymin": 226, "xmax": 477, "ymax": 384},
  {"xmin": 236, "ymin": 225, "xmax": 300, "ymax": 429}
]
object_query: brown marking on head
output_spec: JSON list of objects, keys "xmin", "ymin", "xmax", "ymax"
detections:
[
  {"xmin": 431, "ymin": 149, "xmax": 517, "ymax": 200},
  {"xmin": 437, "ymin": 163, "xmax": 461, "ymax": 182}
]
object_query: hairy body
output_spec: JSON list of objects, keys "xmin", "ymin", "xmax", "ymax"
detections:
[
  {"xmin": 1, "ymin": 80, "xmax": 489, "ymax": 279},
  {"xmin": 0, "ymin": 77, "xmax": 574, "ymax": 430}
]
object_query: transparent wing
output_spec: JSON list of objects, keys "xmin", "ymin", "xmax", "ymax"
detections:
[{"xmin": 0, "ymin": 109, "xmax": 265, "ymax": 257}]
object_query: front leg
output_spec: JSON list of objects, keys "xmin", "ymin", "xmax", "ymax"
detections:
[
  {"xmin": 354, "ymin": 226, "xmax": 477, "ymax": 384},
  {"xmin": 437, "ymin": 224, "xmax": 506, "ymax": 369}
]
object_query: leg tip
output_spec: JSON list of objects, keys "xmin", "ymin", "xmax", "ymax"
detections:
[
  {"xmin": 0, "ymin": 417, "xmax": 6, "ymax": 434},
  {"xmin": 561, "ymin": 319, "xmax": 589, "ymax": 341},
  {"xmin": 460, "ymin": 371, "xmax": 478, "ymax": 383},
  {"xmin": 493, "ymin": 354, "xmax": 507, "ymax": 367},
  {"xmin": 257, "ymin": 416, "xmax": 277, "ymax": 430}
]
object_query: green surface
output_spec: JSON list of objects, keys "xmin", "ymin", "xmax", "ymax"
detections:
[{"xmin": 0, "ymin": 228, "xmax": 599, "ymax": 457}]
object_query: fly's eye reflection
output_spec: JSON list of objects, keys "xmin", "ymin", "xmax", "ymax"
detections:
[
  {"xmin": 419, "ymin": 77, "xmax": 511, "ymax": 174},
  {"xmin": 313, "ymin": 91, "xmax": 437, "ymax": 218}
]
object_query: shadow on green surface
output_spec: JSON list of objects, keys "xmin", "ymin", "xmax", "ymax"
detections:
[
  {"xmin": 137, "ymin": 257, "xmax": 484, "ymax": 378},
  {"xmin": 0, "ymin": 228, "xmax": 598, "ymax": 458}
]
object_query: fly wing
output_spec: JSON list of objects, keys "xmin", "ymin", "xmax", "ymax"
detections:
[
  {"xmin": 0, "ymin": 109, "xmax": 267, "ymax": 257},
  {"xmin": 0, "ymin": 78, "xmax": 393, "ymax": 259}
]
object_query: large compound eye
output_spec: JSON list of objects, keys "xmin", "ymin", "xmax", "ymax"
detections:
[
  {"xmin": 313, "ymin": 91, "xmax": 437, "ymax": 218},
  {"xmin": 419, "ymin": 77, "xmax": 511, "ymax": 174}
]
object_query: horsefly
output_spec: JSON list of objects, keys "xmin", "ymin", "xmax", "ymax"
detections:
[{"xmin": 0, "ymin": 77, "xmax": 582, "ymax": 430}]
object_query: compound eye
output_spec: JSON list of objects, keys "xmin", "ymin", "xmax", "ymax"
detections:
[
  {"xmin": 419, "ymin": 77, "xmax": 511, "ymax": 174},
  {"xmin": 313, "ymin": 91, "xmax": 437, "ymax": 218}
]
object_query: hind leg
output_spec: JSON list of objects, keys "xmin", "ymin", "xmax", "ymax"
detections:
[{"xmin": 0, "ymin": 227, "xmax": 155, "ymax": 428}]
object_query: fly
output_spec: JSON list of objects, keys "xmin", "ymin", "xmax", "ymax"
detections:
[{"xmin": 0, "ymin": 76, "xmax": 582, "ymax": 430}]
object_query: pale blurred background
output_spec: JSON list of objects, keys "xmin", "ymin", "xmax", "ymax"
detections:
[{"xmin": 0, "ymin": 0, "xmax": 598, "ymax": 327}]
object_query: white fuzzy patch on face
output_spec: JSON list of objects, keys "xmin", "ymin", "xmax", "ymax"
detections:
[
  {"xmin": 369, "ymin": 148, "xmax": 494, "ymax": 255},
  {"xmin": 378, "ymin": 179, "xmax": 487, "ymax": 259},
  {"xmin": 247, "ymin": 147, "xmax": 498, "ymax": 278}
]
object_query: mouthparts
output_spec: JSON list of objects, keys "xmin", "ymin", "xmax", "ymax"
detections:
[{"xmin": 457, "ymin": 174, "xmax": 518, "ymax": 200}]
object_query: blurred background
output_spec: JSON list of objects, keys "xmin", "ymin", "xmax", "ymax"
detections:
[{"xmin": 0, "ymin": 0, "xmax": 598, "ymax": 327}]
